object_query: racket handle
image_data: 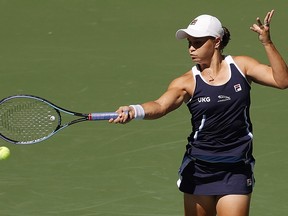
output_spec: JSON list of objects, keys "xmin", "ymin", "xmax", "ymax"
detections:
[{"xmin": 88, "ymin": 112, "xmax": 119, "ymax": 120}]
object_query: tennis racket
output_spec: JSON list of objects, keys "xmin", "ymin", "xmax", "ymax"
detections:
[{"xmin": 0, "ymin": 95, "xmax": 119, "ymax": 144}]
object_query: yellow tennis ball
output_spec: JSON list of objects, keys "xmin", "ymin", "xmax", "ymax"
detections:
[{"xmin": 0, "ymin": 146, "xmax": 10, "ymax": 160}]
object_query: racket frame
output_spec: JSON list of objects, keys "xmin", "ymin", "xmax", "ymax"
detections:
[{"xmin": 0, "ymin": 94, "xmax": 118, "ymax": 144}]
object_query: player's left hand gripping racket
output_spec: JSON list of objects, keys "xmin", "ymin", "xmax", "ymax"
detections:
[{"xmin": 0, "ymin": 95, "xmax": 119, "ymax": 144}]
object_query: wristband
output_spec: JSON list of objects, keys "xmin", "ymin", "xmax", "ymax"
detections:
[{"xmin": 129, "ymin": 104, "xmax": 145, "ymax": 119}]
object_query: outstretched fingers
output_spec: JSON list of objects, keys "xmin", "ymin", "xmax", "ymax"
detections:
[
  {"xmin": 264, "ymin": 9, "xmax": 274, "ymax": 26},
  {"xmin": 250, "ymin": 10, "xmax": 274, "ymax": 44},
  {"xmin": 250, "ymin": 9, "xmax": 274, "ymax": 32}
]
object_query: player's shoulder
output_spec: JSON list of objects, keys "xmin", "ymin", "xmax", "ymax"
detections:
[
  {"xmin": 171, "ymin": 70, "xmax": 193, "ymax": 85},
  {"xmin": 168, "ymin": 70, "xmax": 195, "ymax": 94},
  {"xmin": 231, "ymin": 55, "xmax": 260, "ymax": 65},
  {"xmin": 230, "ymin": 55, "xmax": 261, "ymax": 73}
]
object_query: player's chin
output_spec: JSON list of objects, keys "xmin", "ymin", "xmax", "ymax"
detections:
[{"xmin": 190, "ymin": 57, "xmax": 199, "ymax": 63}]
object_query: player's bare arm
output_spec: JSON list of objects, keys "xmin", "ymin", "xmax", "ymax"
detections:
[
  {"xmin": 142, "ymin": 72, "xmax": 193, "ymax": 120},
  {"xmin": 233, "ymin": 55, "xmax": 286, "ymax": 88},
  {"xmin": 111, "ymin": 71, "xmax": 194, "ymax": 123},
  {"xmin": 235, "ymin": 10, "xmax": 288, "ymax": 89}
]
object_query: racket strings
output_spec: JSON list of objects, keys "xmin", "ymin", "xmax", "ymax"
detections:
[{"xmin": 0, "ymin": 99, "xmax": 59, "ymax": 142}]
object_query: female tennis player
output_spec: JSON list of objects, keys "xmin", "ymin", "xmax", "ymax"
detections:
[{"xmin": 110, "ymin": 10, "xmax": 288, "ymax": 216}]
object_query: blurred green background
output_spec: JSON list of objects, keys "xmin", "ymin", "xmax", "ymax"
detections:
[{"xmin": 0, "ymin": 0, "xmax": 288, "ymax": 215}]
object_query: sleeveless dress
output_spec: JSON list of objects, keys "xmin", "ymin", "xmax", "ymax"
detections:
[{"xmin": 177, "ymin": 55, "xmax": 255, "ymax": 195}]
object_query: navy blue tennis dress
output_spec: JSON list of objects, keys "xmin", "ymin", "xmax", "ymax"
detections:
[{"xmin": 177, "ymin": 55, "xmax": 255, "ymax": 195}]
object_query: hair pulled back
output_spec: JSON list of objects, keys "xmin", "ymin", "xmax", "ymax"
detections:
[{"xmin": 220, "ymin": 26, "xmax": 231, "ymax": 51}]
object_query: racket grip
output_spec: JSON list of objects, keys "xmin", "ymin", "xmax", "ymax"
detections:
[{"xmin": 88, "ymin": 112, "xmax": 119, "ymax": 120}]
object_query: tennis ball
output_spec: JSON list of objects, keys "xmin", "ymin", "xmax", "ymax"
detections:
[{"xmin": 0, "ymin": 146, "xmax": 10, "ymax": 160}]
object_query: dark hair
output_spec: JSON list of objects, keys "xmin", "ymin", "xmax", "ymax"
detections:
[{"xmin": 219, "ymin": 26, "xmax": 231, "ymax": 50}]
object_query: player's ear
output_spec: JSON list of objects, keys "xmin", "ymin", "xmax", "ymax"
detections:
[{"xmin": 214, "ymin": 37, "xmax": 221, "ymax": 49}]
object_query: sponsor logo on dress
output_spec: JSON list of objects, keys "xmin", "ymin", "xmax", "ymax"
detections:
[
  {"xmin": 234, "ymin": 84, "xmax": 242, "ymax": 92},
  {"xmin": 217, "ymin": 95, "xmax": 231, "ymax": 102},
  {"xmin": 247, "ymin": 178, "xmax": 253, "ymax": 187},
  {"xmin": 198, "ymin": 97, "xmax": 211, "ymax": 103}
]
